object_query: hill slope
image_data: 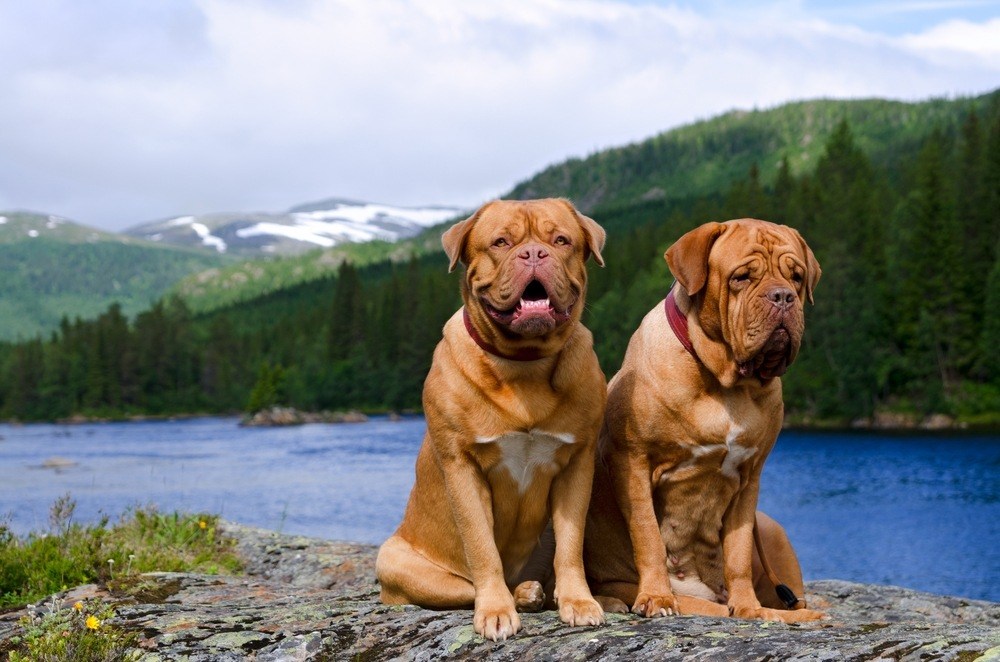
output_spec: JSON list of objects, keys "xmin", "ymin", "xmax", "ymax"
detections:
[
  {"xmin": 0, "ymin": 212, "xmax": 226, "ymax": 340},
  {"xmin": 507, "ymin": 92, "xmax": 1000, "ymax": 212}
]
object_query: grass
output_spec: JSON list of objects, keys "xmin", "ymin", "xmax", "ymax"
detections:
[
  {"xmin": 1, "ymin": 495, "xmax": 243, "ymax": 660},
  {"xmin": 6, "ymin": 597, "xmax": 139, "ymax": 662},
  {"xmin": 0, "ymin": 494, "xmax": 242, "ymax": 609}
]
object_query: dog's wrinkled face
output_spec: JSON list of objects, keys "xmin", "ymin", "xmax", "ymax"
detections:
[
  {"xmin": 667, "ymin": 219, "xmax": 820, "ymax": 383},
  {"xmin": 443, "ymin": 199, "xmax": 605, "ymax": 340}
]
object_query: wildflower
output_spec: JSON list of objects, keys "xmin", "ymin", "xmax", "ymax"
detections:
[
  {"xmin": 199, "ymin": 520, "xmax": 207, "ymax": 530},
  {"xmin": 85, "ymin": 615, "xmax": 101, "ymax": 630},
  {"xmin": 73, "ymin": 601, "xmax": 83, "ymax": 611}
]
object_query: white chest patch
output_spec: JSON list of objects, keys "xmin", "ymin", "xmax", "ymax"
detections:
[
  {"xmin": 666, "ymin": 425, "xmax": 757, "ymax": 482},
  {"xmin": 476, "ymin": 430, "xmax": 575, "ymax": 493},
  {"xmin": 721, "ymin": 425, "xmax": 757, "ymax": 479}
]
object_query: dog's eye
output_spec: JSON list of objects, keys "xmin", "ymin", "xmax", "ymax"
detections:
[
  {"xmin": 732, "ymin": 272, "xmax": 751, "ymax": 283},
  {"xmin": 791, "ymin": 272, "xmax": 804, "ymax": 285},
  {"xmin": 492, "ymin": 238, "xmax": 508, "ymax": 248},
  {"xmin": 554, "ymin": 235, "xmax": 570, "ymax": 246}
]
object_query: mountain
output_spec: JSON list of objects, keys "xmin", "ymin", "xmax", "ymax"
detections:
[
  {"xmin": 506, "ymin": 92, "xmax": 1000, "ymax": 213},
  {"xmin": 0, "ymin": 210, "xmax": 121, "ymax": 244},
  {"xmin": 124, "ymin": 199, "xmax": 465, "ymax": 257},
  {"xmin": 0, "ymin": 211, "xmax": 227, "ymax": 340}
]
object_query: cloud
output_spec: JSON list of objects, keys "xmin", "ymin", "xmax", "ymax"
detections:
[{"xmin": 0, "ymin": 0, "xmax": 998, "ymax": 230}]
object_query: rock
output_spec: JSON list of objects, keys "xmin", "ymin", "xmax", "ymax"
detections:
[
  {"xmin": 1, "ymin": 522, "xmax": 997, "ymax": 661},
  {"xmin": 39, "ymin": 456, "xmax": 78, "ymax": 470},
  {"xmin": 241, "ymin": 408, "xmax": 370, "ymax": 427}
]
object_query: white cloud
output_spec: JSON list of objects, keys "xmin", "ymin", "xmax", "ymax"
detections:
[
  {"xmin": 900, "ymin": 16, "xmax": 1000, "ymax": 59},
  {"xmin": 0, "ymin": 0, "xmax": 997, "ymax": 230}
]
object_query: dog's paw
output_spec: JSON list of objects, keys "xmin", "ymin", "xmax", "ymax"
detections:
[
  {"xmin": 730, "ymin": 604, "xmax": 826, "ymax": 623},
  {"xmin": 513, "ymin": 580, "xmax": 545, "ymax": 613},
  {"xmin": 474, "ymin": 598, "xmax": 521, "ymax": 641},
  {"xmin": 558, "ymin": 596, "xmax": 605, "ymax": 627},
  {"xmin": 594, "ymin": 595, "xmax": 630, "ymax": 614},
  {"xmin": 771, "ymin": 607, "xmax": 826, "ymax": 623},
  {"xmin": 631, "ymin": 591, "xmax": 678, "ymax": 617}
]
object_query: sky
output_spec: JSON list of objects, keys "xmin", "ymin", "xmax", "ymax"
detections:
[{"xmin": 1, "ymin": 0, "xmax": 998, "ymax": 231}]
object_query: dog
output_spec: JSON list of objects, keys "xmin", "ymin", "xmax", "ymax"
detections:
[
  {"xmin": 376, "ymin": 199, "xmax": 608, "ymax": 640},
  {"xmin": 583, "ymin": 218, "xmax": 825, "ymax": 623}
]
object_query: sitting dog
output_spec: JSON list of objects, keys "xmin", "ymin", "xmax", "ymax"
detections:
[
  {"xmin": 584, "ymin": 219, "xmax": 825, "ymax": 623},
  {"xmin": 377, "ymin": 199, "xmax": 607, "ymax": 640}
]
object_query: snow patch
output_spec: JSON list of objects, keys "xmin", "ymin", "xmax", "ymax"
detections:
[
  {"xmin": 0, "ymin": 216, "xmax": 7, "ymax": 224},
  {"xmin": 28, "ymin": 230, "xmax": 39, "ymax": 237},
  {"xmin": 237, "ymin": 222, "xmax": 338, "ymax": 247},
  {"xmin": 190, "ymin": 222, "xmax": 227, "ymax": 253},
  {"xmin": 292, "ymin": 203, "xmax": 458, "ymax": 228},
  {"xmin": 167, "ymin": 216, "xmax": 196, "ymax": 227}
]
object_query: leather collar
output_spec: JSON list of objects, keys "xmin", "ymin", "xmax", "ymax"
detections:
[{"xmin": 664, "ymin": 287, "xmax": 698, "ymax": 360}]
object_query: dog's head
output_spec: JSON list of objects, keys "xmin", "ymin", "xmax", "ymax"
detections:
[
  {"xmin": 442, "ymin": 198, "xmax": 605, "ymax": 354},
  {"xmin": 665, "ymin": 219, "xmax": 820, "ymax": 384}
]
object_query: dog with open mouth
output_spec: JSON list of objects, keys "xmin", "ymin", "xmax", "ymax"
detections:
[
  {"xmin": 583, "ymin": 218, "xmax": 826, "ymax": 623},
  {"xmin": 376, "ymin": 198, "xmax": 607, "ymax": 641}
]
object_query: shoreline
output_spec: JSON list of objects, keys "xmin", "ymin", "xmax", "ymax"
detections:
[{"xmin": 1, "ymin": 408, "xmax": 996, "ymax": 434}]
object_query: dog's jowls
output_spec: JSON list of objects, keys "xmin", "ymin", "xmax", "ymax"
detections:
[{"xmin": 584, "ymin": 218, "xmax": 825, "ymax": 623}]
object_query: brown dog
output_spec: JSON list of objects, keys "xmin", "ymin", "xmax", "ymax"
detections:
[
  {"xmin": 584, "ymin": 219, "xmax": 824, "ymax": 623},
  {"xmin": 376, "ymin": 199, "xmax": 607, "ymax": 640}
]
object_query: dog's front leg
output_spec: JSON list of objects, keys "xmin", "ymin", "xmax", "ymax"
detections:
[
  {"xmin": 721, "ymin": 474, "xmax": 765, "ymax": 619},
  {"xmin": 549, "ymin": 444, "xmax": 605, "ymax": 627},
  {"xmin": 609, "ymin": 446, "xmax": 678, "ymax": 617},
  {"xmin": 721, "ymin": 475, "xmax": 823, "ymax": 623},
  {"xmin": 439, "ymin": 454, "xmax": 520, "ymax": 640}
]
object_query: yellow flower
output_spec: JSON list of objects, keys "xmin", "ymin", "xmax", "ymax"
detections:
[
  {"xmin": 85, "ymin": 615, "xmax": 101, "ymax": 630},
  {"xmin": 199, "ymin": 520, "xmax": 207, "ymax": 529},
  {"xmin": 73, "ymin": 601, "xmax": 83, "ymax": 611}
]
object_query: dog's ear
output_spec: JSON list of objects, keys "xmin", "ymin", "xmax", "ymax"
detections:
[
  {"xmin": 665, "ymin": 222, "xmax": 726, "ymax": 296},
  {"xmin": 793, "ymin": 228, "xmax": 821, "ymax": 304},
  {"xmin": 561, "ymin": 200, "xmax": 606, "ymax": 267},
  {"xmin": 442, "ymin": 203, "xmax": 490, "ymax": 272}
]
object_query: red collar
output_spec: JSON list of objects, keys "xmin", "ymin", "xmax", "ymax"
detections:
[
  {"xmin": 463, "ymin": 308, "xmax": 545, "ymax": 361},
  {"xmin": 664, "ymin": 288, "xmax": 697, "ymax": 360}
]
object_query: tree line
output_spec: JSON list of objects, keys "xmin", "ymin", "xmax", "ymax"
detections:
[{"xmin": 1, "ymin": 110, "xmax": 997, "ymax": 425}]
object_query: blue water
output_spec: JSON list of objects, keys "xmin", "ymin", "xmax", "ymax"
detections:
[{"xmin": 1, "ymin": 418, "xmax": 997, "ymax": 602}]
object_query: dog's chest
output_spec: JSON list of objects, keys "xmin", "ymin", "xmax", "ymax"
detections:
[
  {"xmin": 664, "ymin": 422, "xmax": 758, "ymax": 483},
  {"xmin": 476, "ymin": 430, "xmax": 574, "ymax": 493}
]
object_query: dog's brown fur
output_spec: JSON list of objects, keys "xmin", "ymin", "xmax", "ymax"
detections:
[
  {"xmin": 584, "ymin": 219, "xmax": 825, "ymax": 623},
  {"xmin": 376, "ymin": 199, "xmax": 607, "ymax": 640}
]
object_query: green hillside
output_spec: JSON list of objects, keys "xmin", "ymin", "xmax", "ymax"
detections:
[
  {"xmin": 507, "ymin": 93, "xmax": 998, "ymax": 213},
  {"xmin": 171, "ymin": 229, "xmax": 446, "ymax": 313},
  {"xmin": 0, "ymin": 213, "xmax": 226, "ymax": 339}
]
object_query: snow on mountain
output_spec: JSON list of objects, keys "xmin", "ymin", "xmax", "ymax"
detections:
[{"xmin": 125, "ymin": 200, "xmax": 464, "ymax": 256}]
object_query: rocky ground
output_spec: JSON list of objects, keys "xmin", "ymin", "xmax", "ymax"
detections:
[{"xmin": 2, "ymin": 522, "xmax": 998, "ymax": 661}]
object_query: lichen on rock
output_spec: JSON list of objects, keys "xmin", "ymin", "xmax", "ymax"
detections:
[{"xmin": 1, "ymin": 522, "xmax": 997, "ymax": 661}]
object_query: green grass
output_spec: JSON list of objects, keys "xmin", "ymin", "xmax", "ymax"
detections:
[
  {"xmin": 6, "ymin": 598, "xmax": 139, "ymax": 662},
  {"xmin": 0, "ymin": 494, "xmax": 242, "ymax": 609}
]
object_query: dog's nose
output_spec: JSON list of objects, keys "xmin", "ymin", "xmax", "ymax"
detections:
[
  {"xmin": 765, "ymin": 286, "xmax": 796, "ymax": 309},
  {"xmin": 518, "ymin": 243, "xmax": 549, "ymax": 265}
]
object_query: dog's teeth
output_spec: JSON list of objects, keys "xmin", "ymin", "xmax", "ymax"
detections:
[{"xmin": 518, "ymin": 297, "xmax": 551, "ymax": 310}]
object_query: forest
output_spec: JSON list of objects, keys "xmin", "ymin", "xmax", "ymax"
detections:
[{"xmin": 1, "ymin": 106, "xmax": 998, "ymax": 426}]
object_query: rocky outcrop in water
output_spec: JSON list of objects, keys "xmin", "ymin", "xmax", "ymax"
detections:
[
  {"xmin": 2, "ymin": 522, "xmax": 997, "ymax": 660},
  {"xmin": 240, "ymin": 407, "xmax": 369, "ymax": 426}
]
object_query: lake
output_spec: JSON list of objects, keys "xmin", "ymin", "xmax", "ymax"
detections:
[{"xmin": 2, "ymin": 417, "xmax": 997, "ymax": 602}]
